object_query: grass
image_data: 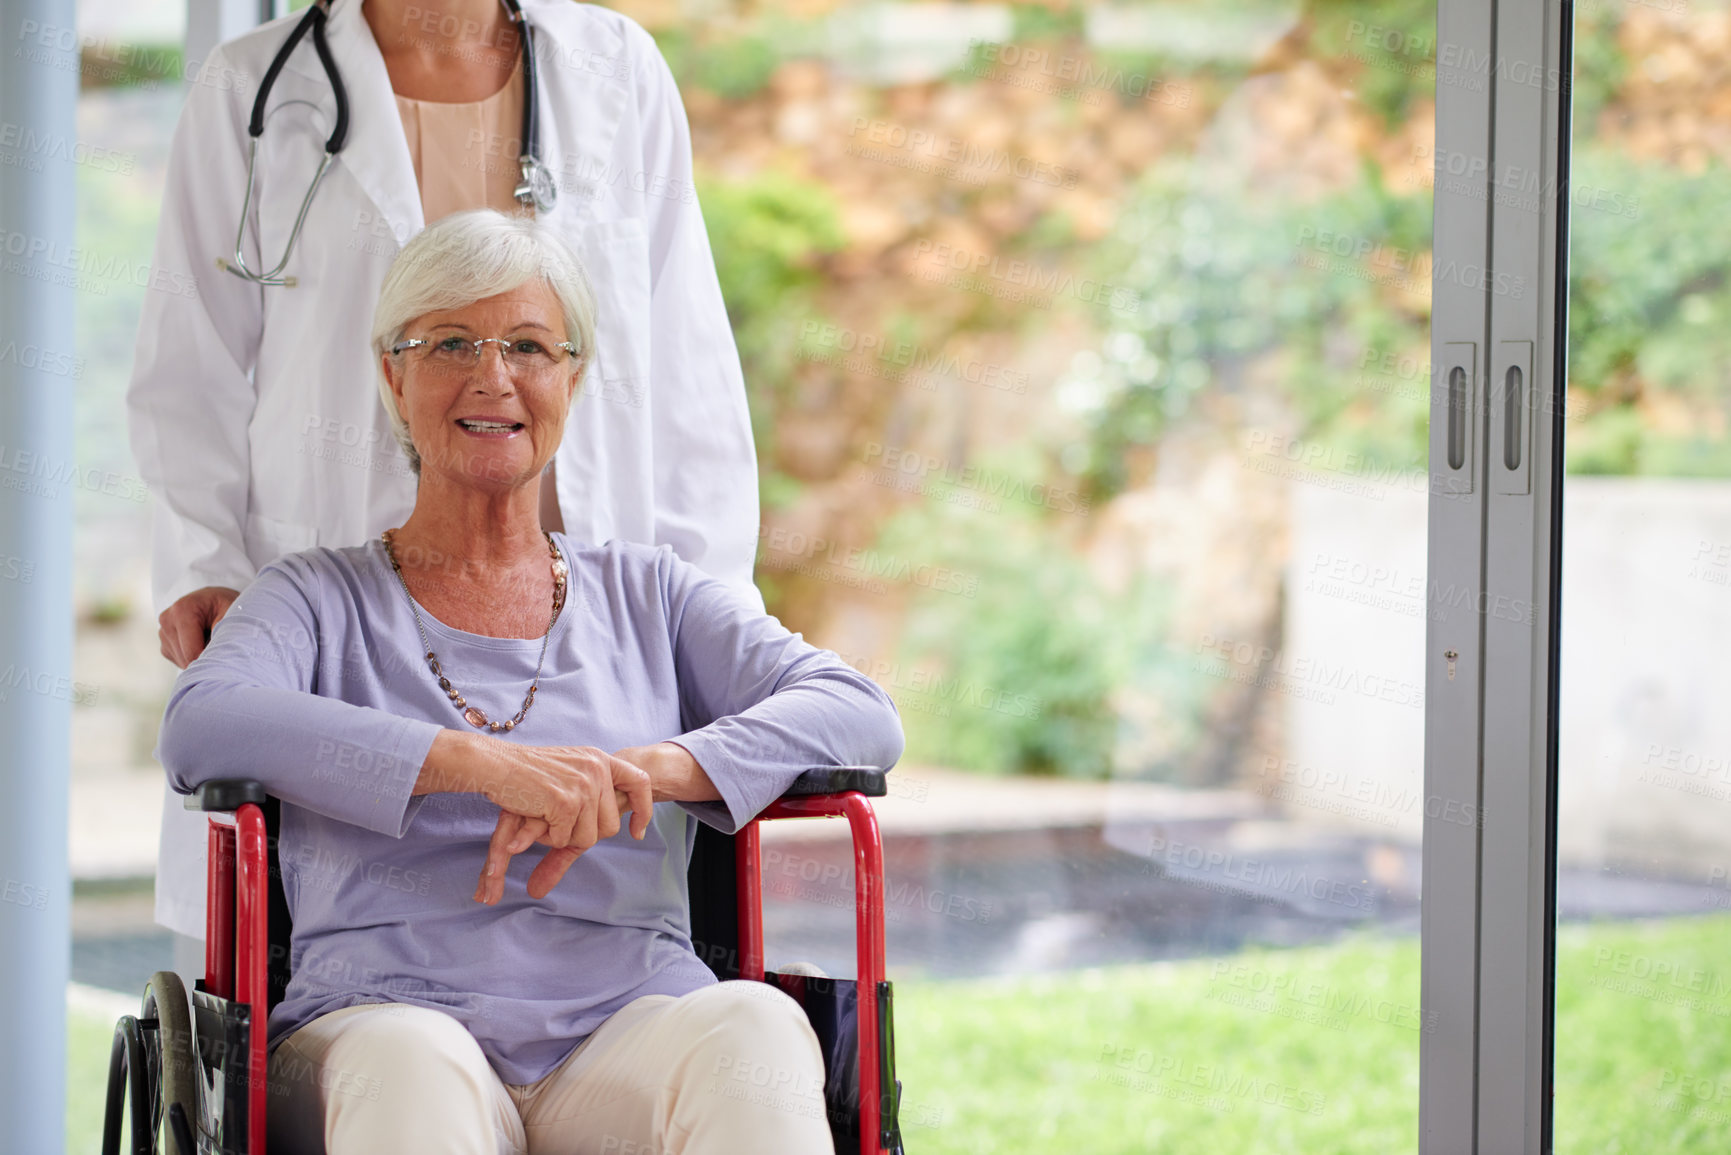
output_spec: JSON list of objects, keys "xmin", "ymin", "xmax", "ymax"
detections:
[
  {"xmin": 66, "ymin": 916, "xmax": 1731, "ymax": 1153},
  {"xmin": 1553, "ymin": 916, "xmax": 1731, "ymax": 1154},
  {"xmin": 69, "ymin": 998, "xmax": 120, "ymax": 1154},
  {"xmin": 893, "ymin": 935, "xmax": 1422, "ymax": 1155}
]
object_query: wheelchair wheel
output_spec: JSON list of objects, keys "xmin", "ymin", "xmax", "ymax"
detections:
[
  {"xmin": 102, "ymin": 972, "xmax": 200, "ymax": 1155},
  {"xmin": 103, "ymin": 1014, "xmax": 154, "ymax": 1155},
  {"xmin": 144, "ymin": 971, "xmax": 199, "ymax": 1154}
]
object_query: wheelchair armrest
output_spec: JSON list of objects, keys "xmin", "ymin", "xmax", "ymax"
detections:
[
  {"xmin": 183, "ymin": 770, "xmax": 880, "ymax": 810},
  {"xmin": 781, "ymin": 766, "xmax": 888, "ymax": 799},
  {"xmin": 182, "ymin": 779, "xmax": 270, "ymax": 812},
  {"xmin": 185, "ymin": 770, "xmax": 884, "ymax": 811}
]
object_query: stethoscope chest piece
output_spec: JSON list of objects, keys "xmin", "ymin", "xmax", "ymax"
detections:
[{"xmin": 516, "ymin": 156, "xmax": 558, "ymax": 214}]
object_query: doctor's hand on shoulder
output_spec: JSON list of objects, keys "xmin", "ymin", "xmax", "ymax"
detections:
[{"xmin": 160, "ymin": 586, "xmax": 241, "ymax": 668}]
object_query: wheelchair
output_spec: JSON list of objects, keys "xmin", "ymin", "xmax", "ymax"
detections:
[{"xmin": 102, "ymin": 767, "xmax": 906, "ymax": 1155}]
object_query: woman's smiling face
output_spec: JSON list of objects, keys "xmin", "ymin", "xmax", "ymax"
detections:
[{"xmin": 383, "ymin": 279, "xmax": 581, "ymax": 494}]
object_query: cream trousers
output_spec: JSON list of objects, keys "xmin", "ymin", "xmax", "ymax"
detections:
[{"xmin": 264, "ymin": 981, "xmax": 838, "ymax": 1155}]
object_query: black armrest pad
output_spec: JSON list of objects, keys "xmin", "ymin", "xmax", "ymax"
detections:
[
  {"xmin": 782, "ymin": 767, "xmax": 888, "ymax": 798},
  {"xmin": 182, "ymin": 779, "xmax": 270, "ymax": 812}
]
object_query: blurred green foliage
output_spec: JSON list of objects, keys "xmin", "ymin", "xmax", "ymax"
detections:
[
  {"xmin": 697, "ymin": 168, "xmax": 846, "ymax": 511},
  {"xmin": 681, "ymin": 5, "xmax": 1730, "ymax": 782},
  {"xmin": 879, "ymin": 498, "xmax": 1121, "ymax": 777},
  {"xmin": 1007, "ymin": 1, "xmax": 1086, "ymax": 44},
  {"xmin": 1076, "ymin": 55, "xmax": 1731, "ymax": 492},
  {"xmin": 1075, "ymin": 161, "xmax": 1432, "ymax": 501},
  {"xmin": 1306, "ymin": 0, "xmax": 1437, "ymax": 126},
  {"xmin": 674, "ymin": 34, "xmax": 781, "ymax": 100},
  {"xmin": 1570, "ymin": 7, "xmax": 1632, "ymax": 130},
  {"xmin": 1565, "ymin": 149, "xmax": 1731, "ymax": 475},
  {"xmin": 872, "ymin": 467, "xmax": 1197, "ymax": 778},
  {"xmin": 655, "ymin": 23, "xmax": 810, "ymax": 101}
]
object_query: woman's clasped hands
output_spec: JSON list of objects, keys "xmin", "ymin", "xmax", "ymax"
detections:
[
  {"xmin": 476, "ymin": 741, "xmax": 656, "ymax": 904},
  {"xmin": 421, "ymin": 731, "xmax": 657, "ymax": 903}
]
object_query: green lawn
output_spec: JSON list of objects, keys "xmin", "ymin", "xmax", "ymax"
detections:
[
  {"xmin": 68, "ymin": 916, "xmax": 1731, "ymax": 1153},
  {"xmin": 894, "ymin": 935, "xmax": 1422, "ymax": 1155},
  {"xmin": 69, "ymin": 998, "xmax": 120, "ymax": 1154}
]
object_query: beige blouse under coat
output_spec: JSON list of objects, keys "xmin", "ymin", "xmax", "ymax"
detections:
[{"xmin": 393, "ymin": 55, "xmax": 530, "ymax": 223}]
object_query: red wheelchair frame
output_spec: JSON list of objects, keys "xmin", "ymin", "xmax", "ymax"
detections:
[{"xmin": 105, "ymin": 769, "xmax": 904, "ymax": 1155}]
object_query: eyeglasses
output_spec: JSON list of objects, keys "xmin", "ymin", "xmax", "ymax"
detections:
[{"xmin": 390, "ymin": 334, "xmax": 581, "ymax": 378}]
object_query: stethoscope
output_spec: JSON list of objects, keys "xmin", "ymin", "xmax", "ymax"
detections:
[{"xmin": 220, "ymin": 0, "xmax": 557, "ymax": 288}]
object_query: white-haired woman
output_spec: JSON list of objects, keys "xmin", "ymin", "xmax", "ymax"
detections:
[
  {"xmin": 158, "ymin": 210, "xmax": 901, "ymax": 1154},
  {"xmin": 133, "ymin": 0, "xmax": 762, "ymax": 984}
]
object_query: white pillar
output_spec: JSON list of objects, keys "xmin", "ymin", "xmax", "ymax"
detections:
[{"xmin": 0, "ymin": 0, "xmax": 78, "ymax": 1147}]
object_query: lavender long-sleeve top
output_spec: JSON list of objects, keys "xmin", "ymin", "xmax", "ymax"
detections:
[{"xmin": 157, "ymin": 534, "xmax": 903, "ymax": 1084}]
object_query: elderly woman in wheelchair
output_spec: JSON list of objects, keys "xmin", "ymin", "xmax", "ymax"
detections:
[{"xmin": 156, "ymin": 209, "xmax": 904, "ymax": 1155}]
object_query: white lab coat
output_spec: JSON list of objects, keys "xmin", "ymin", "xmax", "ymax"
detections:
[{"xmin": 129, "ymin": 0, "xmax": 762, "ymax": 938}]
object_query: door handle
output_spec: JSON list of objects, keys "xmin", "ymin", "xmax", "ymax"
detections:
[
  {"xmin": 1439, "ymin": 341, "xmax": 1477, "ymax": 494},
  {"xmin": 1492, "ymin": 340, "xmax": 1533, "ymax": 495}
]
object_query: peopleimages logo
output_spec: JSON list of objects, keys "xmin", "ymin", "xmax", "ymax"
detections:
[
  {"xmin": 909, "ymin": 239, "xmax": 1138, "ymax": 315},
  {"xmin": 756, "ymin": 526, "xmax": 980, "ymax": 597},
  {"xmin": 0, "ymin": 442, "xmax": 150, "ymax": 503},
  {"xmin": 0, "ymin": 662, "xmax": 98, "ymax": 706},
  {"xmin": 1146, "ymin": 832, "xmax": 1381, "ymax": 913},
  {"xmin": 801, "ymin": 321, "xmax": 1030, "ymax": 394},
  {"xmin": 964, "ymin": 41, "xmax": 1192, "ymax": 108},
  {"xmin": 0, "ymin": 338, "xmax": 83, "ymax": 379},
  {"xmin": 846, "ymin": 118, "xmax": 1080, "ymax": 189},
  {"xmin": 13, "ymin": 20, "xmax": 251, "ymax": 94},
  {"xmin": 1193, "ymin": 631, "xmax": 1425, "ymax": 710},
  {"xmin": 0, "ymin": 122, "xmax": 134, "ymax": 173},
  {"xmin": 862, "ymin": 442, "xmax": 1091, "ymax": 515},
  {"xmin": 0, "ymin": 228, "xmax": 200, "ymax": 299}
]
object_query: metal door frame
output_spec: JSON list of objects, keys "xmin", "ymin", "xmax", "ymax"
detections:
[{"xmin": 1421, "ymin": 0, "xmax": 1572, "ymax": 1150}]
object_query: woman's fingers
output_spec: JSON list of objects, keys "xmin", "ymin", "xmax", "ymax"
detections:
[
  {"xmin": 508, "ymin": 815, "xmax": 549, "ymax": 855},
  {"xmin": 526, "ymin": 846, "xmax": 584, "ymax": 899},
  {"xmin": 614, "ymin": 789, "xmax": 644, "ymax": 839},
  {"xmin": 541, "ymin": 762, "xmax": 584, "ymax": 849},
  {"xmin": 611, "ymin": 756, "xmax": 655, "ymax": 840},
  {"xmin": 594, "ymin": 773, "xmax": 622, "ymax": 842},
  {"xmin": 488, "ymin": 745, "xmax": 657, "ymax": 852},
  {"xmin": 572, "ymin": 784, "xmax": 600, "ymax": 854},
  {"xmin": 473, "ymin": 746, "xmax": 661, "ymax": 904},
  {"xmin": 549, "ymin": 747, "xmax": 608, "ymax": 851},
  {"xmin": 478, "ymin": 811, "xmax": 528, "ymax": 904},
  {"xmin": 479, "ymin": 812, "xmax": 574, "ymax": 903}
]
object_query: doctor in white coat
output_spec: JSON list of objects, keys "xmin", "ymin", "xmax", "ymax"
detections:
[{"xmin": 128, "ymin": 0, "xmax": 761, "ymax": 961}]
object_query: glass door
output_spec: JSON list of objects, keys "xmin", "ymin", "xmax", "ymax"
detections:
[
  {"xmin": 1553, "ymin": 2, "xmax": 1731, "ymax": 1150},
  {"xmin": 639, "ymin": 0, "xmax": 1443, "ymax": 1148}
]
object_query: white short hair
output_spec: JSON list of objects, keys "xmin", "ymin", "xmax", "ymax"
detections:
[{"xmin": 370, "ymin": 210, "xmax": 598, "ymax": 474}]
